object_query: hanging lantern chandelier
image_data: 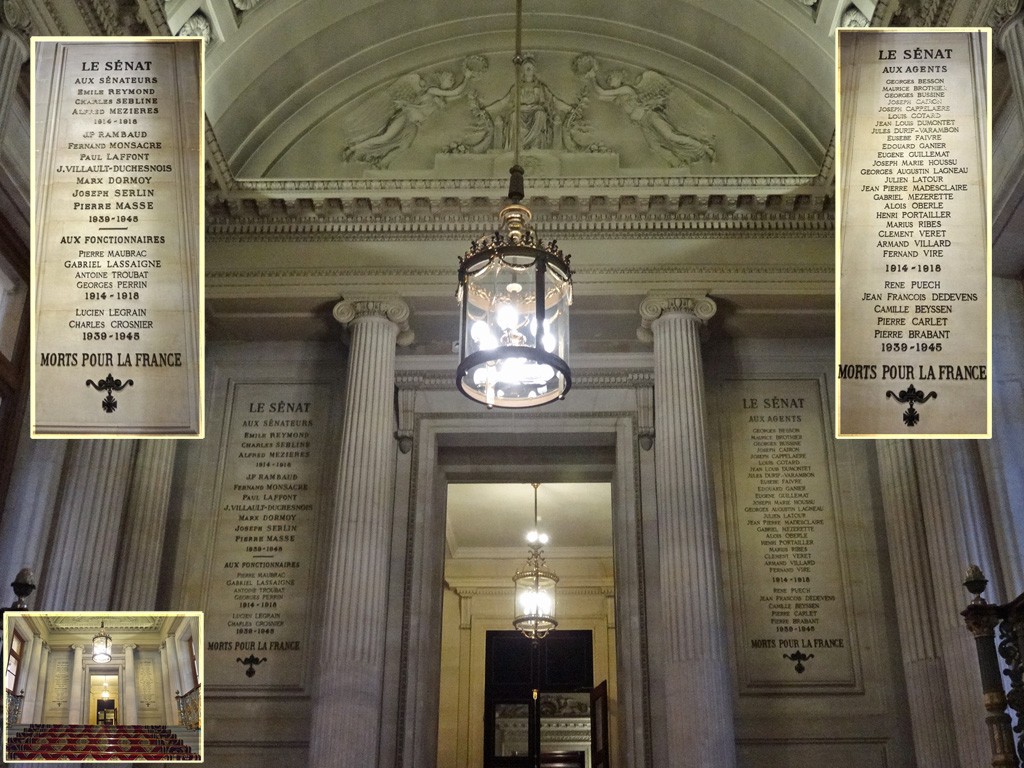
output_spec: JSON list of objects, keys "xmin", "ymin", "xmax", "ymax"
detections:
[
  {"xmin": 455, "ymin": 0, "xmax": 573, "ymax": 409},
  {"xmin": 92, "ymin": 622, "xmax": 112, "ymax": 663},
  {"xmin": 513, "ymin": 483, "xmax": 559, "ymax": 639}
]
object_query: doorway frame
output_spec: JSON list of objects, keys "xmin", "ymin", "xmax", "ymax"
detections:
[{"xmin": 384, "ymin": 402, "xmax": 653, "ymax": 768}]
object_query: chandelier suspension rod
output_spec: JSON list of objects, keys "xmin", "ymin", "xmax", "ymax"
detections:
[
  {"xmin": 510, "ymin": 0, "xmax": 525, "ymax": 200},
  {"xmin": 532, "ymin": 481, "xmax": 539, "ymax": 529}
]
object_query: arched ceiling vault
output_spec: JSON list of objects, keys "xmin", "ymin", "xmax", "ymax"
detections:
[{"xmin": 198, "ymin": 0, "xmax": 839, "ymax": 180}]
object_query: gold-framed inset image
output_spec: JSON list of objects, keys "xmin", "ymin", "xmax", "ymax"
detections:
[
  {"xmin": 3, "ymin": 611, "xmax": 203, "ymax": 762},
  {"xmin": 834, "ymin": 28, "xmax": 992, "ymax": 439},
  {"xmin": 30, "ymin": 37, "xmax": 205, "ymax": 438}
]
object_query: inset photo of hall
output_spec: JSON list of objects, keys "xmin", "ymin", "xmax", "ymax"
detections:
[{"xmin": 3, "ymin": 611, "xmax": 202, "ymax": 762}]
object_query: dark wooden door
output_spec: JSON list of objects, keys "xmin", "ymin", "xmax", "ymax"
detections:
[
  {"xmin": 590, "ymin": 680, "xmax": 610, "ymax": 768},
  {"xmin": 484, "ymin": 630, "xmax": 593, "ymax": 768}
]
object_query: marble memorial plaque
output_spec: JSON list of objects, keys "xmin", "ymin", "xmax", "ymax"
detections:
[
  {"xmin": 203, "ymin": 382, "xmax": 328, "ymax": 692},
  {"xmin": 720, "ymin": 379, "xmax": 859, "ymax": 691},
  {"xmin": 836, "ymin": 29, "xmax": 990, "ymax": 438},
  {"xmin": 31, "ymin": 38, "xmax": 203, "ymax": 436}
]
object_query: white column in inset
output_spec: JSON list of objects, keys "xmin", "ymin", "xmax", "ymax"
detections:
[
  {"xmin": 123, "ymin": 643, "xmax": 138, "ymax": 725},
  {"xmin": 18, "ymin": 635, "xmax": 39, "ymax": 722},
  {"xmin": 67, "ymin": 644, "xmax": 84, "ymax": 725},
  {"xmin": 32, "ymin": 643, "xmax": 49, "ymax": 723}
]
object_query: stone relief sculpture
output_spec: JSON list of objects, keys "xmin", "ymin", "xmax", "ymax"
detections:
[
  {"xmin": 575, "ymin": 54, "xmax": 716, "ymax": 167},
  {"xmin": 343, "ymin": 55, "xmax": 488, "ymax": 168},
  {"xmin": 177, "ymin": 11, "xmax": 212, "ymax": 44},
  {"xmin": 339, "ymin": 52, "xmax": 717, "ymax": 170},
  {"xmin": 453, "ymin": 54, "xmax": 591, "ymax": 153}
]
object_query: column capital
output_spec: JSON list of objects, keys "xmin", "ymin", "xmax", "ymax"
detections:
[
  {"xmin": 124, "ymin": 643, "xmax": 138, "ymax": 651},
  {"xmin": 2, "ymin": 0, "xmax": 33, "ymax": 41},
  {"xmin": 332, "ymin": 296, "xmax": 414, "ymax": 347},
  {"xmin": 991, "ymin": 2, "xmax": 1023, "ymax": 45},
  {"xmin": 636, "ymin": 293, "xmax": 717, "ymax": 343}
]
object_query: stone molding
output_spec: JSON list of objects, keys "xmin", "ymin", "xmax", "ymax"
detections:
[
  {"xmin": 394, "ymin": 368, "xmax": 653, "ymax": 390},
  {"xmin": 332, "ymin": 296, "xmax": 414, "ymax": 346}
]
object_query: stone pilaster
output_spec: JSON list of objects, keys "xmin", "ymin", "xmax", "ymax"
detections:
[
  {"xmin": 112, "ymin": 441, "xmax": 178, "ymax": 609},
  {"xmin": 19, "ymin": 634, "xmax": 40, "ymax": 723},
  {"xmin": 639, "ymin": 294, "xmax": 737, "ymax": 768},
  {"xmin": 67, "ymin": 644, "xmax": 83, "ymax": 725},
  {"xmin": 994, "ymin": 5, "xmax": 1024, "ymax": 128},
  {"xmin": 874, "ymin": 441, "xmax": 961, "ymax": 768},
  {"xmin": 911, "ymin": 440, "xmax": 998, "ymax": 768},
  {"xmin": 0, "ymin": 410, "xmax": 66, "ymax": 586},
  {"xmin": 308, "ymin": 297, "xmax": 410, "ymax": 768},
  {"xmin": 977, "ymin": 277, "xmax": 1024, "ymax": 597},
  {"xmin": 32, "ymin": 643, "xmax": 48, "ymax": 723},
  {"xmin": 38, "ymin": 441, "xmax": 137, "ymax": 610},
  {"xmin": 163, "ymin": 637, "xmax": 183, "ymax": 724},
  {"xmin": 0, "ymin": 14, "xmax": 28, "ymax": 141},
  {"xmin": 159, "ymin": 641, "xmax": 175, "ymax": 724},
  {"xmin": 123, "ymin": 643, "xmax": 138, "ymax": 725}
]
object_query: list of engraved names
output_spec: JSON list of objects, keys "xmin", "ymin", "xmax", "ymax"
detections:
[
  {"xmin": 724, "ymin": 380, "xmax": 856, "ymax": 688},
  {"xmin": 837, "ymin": 30, "xmax": 989, "ymax": 436},
  {"xmin": 205, "ymin": 383, "xmax": 329, "ymax": 689},
  {"xmin": 33, "ymin": 39, "xmax": 201, "ymax": 434}
]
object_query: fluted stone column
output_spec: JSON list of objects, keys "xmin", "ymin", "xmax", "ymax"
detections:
[
  {"xmin": 32, "ymin": 643, "xmax": 48, "ymax": 723},
  {"xmin": 308, "ymin": 297, "xmax": 411, "ymax": 768},
  {"xmin": 911, "ymin": 440, "xmax": 998, "ymax": 768},
  {"xmin": 164, "ymin": 636, "xmax": 183, "ymax": 721},
  {"xmin": 0, "ymin": 409, "xmax": 66, "ymax": 585},
  {"xmin": 0, "ymin": 18, "xmax": 28, "ymax": 141},
  {"xmin": 977, "ymin": 277, "xmax": 1024, "ymax": 597},
  {"xmin": 996, "ymin": 8, "xmax": 1024, "ymax": 128},
  {"xmin": 123, "ymin": 643, "xmax": 138, "ymax": 725},
  {"xmin": 874, "ymin": 441, "xmax": 960, "ymax": 768},
  {"xmin": 639, "ymin": 295, "xmax": 737, "ymax": 768},
  {"xmin": 159, "ymin": 641, "xmax": 176, "ymax": 724},
  {"xmin": 38, "ymin": 441, "xmax": 137, "ymax": 610},
  {"xmin": 19, "ymin": 635, "xmax": 40, "ymax": 723},
  {"xmin": 67, "ymin": 644, "xmax": 84, "ymax": 725},
  {"xmin": 112, "ymin": 441, "xmax": 178, "ymax": 609}
]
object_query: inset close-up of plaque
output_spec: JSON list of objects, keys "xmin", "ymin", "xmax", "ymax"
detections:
[
  {"xmin": 835, "ymin": 29, "xmax": 991, "ymax": 439},
  {"xmin": 30, "ymin": 38, "xmax": 204, "ymax": 437}
]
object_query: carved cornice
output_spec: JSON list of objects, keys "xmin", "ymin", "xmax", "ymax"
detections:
[
  {"xmin": 332, "ymin": 296, "xmax": 414, "ymax": 346},
  {"xmin": 206, "ymin": 189, "xmax": 833, "ymax": 240},
  {"xmin": 394, "ymin": 368, "xmax": 653, "ymax": 390}
]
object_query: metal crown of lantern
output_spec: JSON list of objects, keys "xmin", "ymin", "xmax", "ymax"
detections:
[
  {"xmin": 92, "ymin": 622, "xmax": 112, "ymax": 663},
  {"xmin": 455, "ymin": 0, "xmax": 573, "ymax": 409},
  {"xmin": 513, "ymin": 483, "xmax": 559, "ymax": 639}
]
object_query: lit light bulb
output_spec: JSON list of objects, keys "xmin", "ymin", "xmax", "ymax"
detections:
[
  {"xmin": 470, "ymin": 321, "xmax": 497, "ymax": 351},
  {"xmin": 518, "ymin": 589, "xmax": 553, "ymax": 616},
  {"xmin": 496, "ymin": 302, "xmax": 520, "ymax": 331}
]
